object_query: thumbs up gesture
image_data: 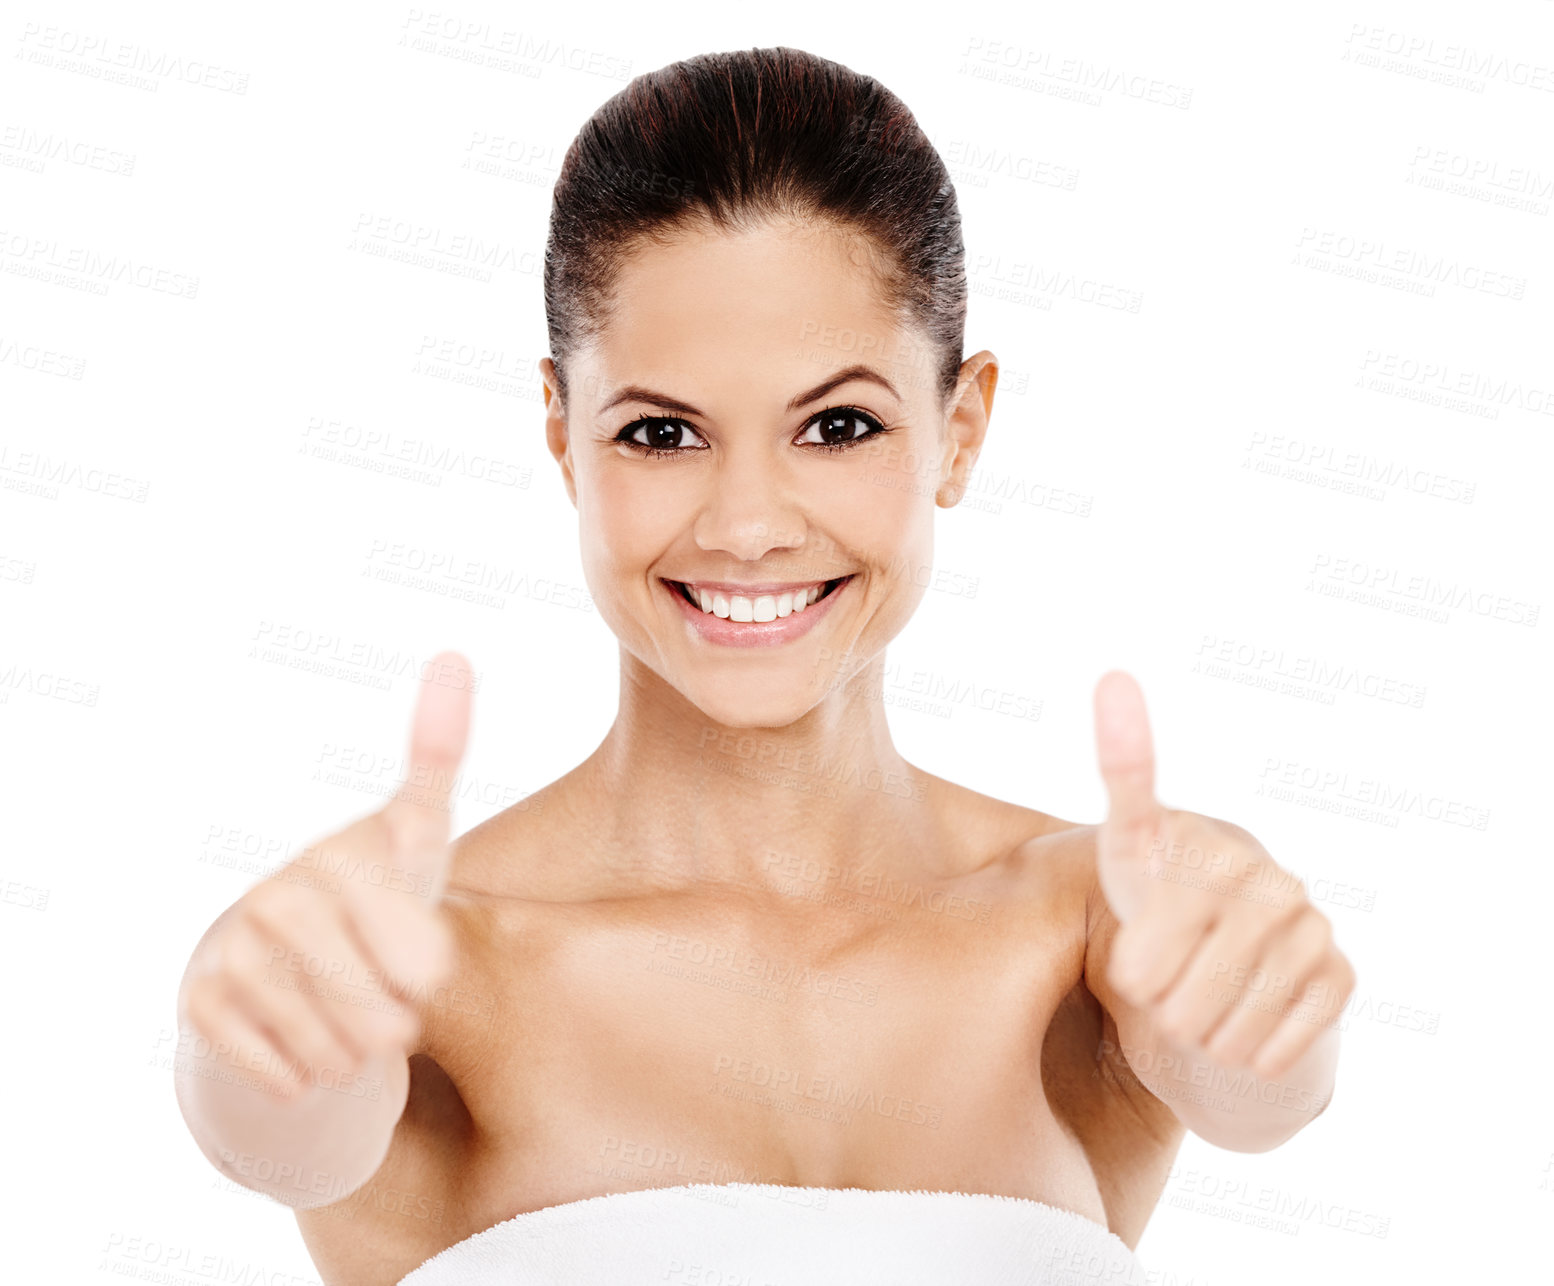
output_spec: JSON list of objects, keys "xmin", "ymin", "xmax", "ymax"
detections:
[
  {"xmin": 180, "ymin": 651, "xmax": 473, "ymax": 1103},
  {"xmin": 1092, "ymin": 671, "xmax": 1355, "ymax": 1085}
]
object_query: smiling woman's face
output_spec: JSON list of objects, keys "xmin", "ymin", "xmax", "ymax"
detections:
[{"xmin": 543, "ymin": 214, "xmax": 988, "ymax": 729}]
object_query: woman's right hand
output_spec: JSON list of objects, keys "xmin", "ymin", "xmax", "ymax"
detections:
[{"xmin": 179, "ymin": 651, "xmax": 474, "ymax": 1105}]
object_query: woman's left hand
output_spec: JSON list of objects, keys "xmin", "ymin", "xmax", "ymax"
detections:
[{"xmin": 1091, "ymin": 671, "xmax": 1356, "ymax": 1082}]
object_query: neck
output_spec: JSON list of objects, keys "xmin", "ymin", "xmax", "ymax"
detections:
[{"xmin": 572, "ymin": 648, "xmax": 936, "ymax": 896}]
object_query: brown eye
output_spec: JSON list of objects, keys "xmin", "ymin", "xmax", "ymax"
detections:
[
  {"xmin": 618, "ymin": 419, "xmax": 709, "ymax": 452},
  {"xmin": 796, "ymin": 407, "xmax": 887, "ymax": 449}
]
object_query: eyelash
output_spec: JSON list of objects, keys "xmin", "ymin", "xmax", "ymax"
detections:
[{"xmin": 613, "ymin": 406, "xmax": 895, "ymax": 458}]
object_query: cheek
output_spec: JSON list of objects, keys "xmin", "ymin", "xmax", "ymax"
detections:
[
  {"xmin": 850, "ymin": 465, "xmax": 935, "ymax": 570},
  {"xmin": 577, "ymin": 461, "xmax": 679, "ymax": 573},
  {"xmin": 573, "ymin": 471, "xmax": 667, "ymax": 652}
]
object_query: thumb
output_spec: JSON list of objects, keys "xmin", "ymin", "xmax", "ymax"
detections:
[
  {"xmin": 1093, "ymin": 670, "xmax": 1165, "ymax": 921},
  {"xmin": 380, "ymin": 650, "xmax": 474, "ymax": 905}
]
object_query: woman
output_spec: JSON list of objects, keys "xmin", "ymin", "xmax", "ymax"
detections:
[{"xmin": 173, "ymin": 47, "xmax": 1354, "ymax": 1285}]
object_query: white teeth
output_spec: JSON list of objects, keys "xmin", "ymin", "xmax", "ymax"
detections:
[{"xmin": 681, "ymin": 580, "xmax": 837, "ymax": 619}]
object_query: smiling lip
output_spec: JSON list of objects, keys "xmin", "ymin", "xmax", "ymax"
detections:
[
  {"xmin": 674, "ymin": 579, "xmax": 833, "ymax": 595},
  {"xmin": 661, "ymin": 574, "xmax": 854, "ymax": 648}
]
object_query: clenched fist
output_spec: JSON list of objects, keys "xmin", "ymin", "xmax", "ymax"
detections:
[
  {"xmin": 1093, "ymin": 670, "xmax": 1356, "ymax": 1083},
  {"xmin": 179, "ymin": 651, "xmax": 473, "ymax": 1103}
]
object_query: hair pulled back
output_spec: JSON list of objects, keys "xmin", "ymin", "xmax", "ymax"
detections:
[{"xmin": 543, "ymin": 46, "xmax": 967, "ymax": 410}]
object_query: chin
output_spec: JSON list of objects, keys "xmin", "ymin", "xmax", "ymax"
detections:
[{"xmin": 682, "ymin": 680, "xmax": 816, "ymax": 732}]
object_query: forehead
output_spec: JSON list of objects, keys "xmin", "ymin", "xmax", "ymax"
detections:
[{"xmin": 579, "ymin": 217, "xmax": 926, "ymax": 407}]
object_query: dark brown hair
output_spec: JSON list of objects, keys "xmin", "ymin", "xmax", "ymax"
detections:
[{"xmin": 542, "ymin": 46, "xmax": 967, "ymax": 411}]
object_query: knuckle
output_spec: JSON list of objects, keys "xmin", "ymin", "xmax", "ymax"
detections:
[
  {"xmin": 1202, "ymin": 1016, "xmax": 1236, "ymax": 1050},
  {"xmin": 210, "ymin": 928, "xmax": 241, "ymax": 979},
  {"xmin": 1166, "ymin": 811, "xmax": 1208, "ymax": 847},
  {"xmin": 367, "ymin": 807, "xmax": 401, "ymax": 858},
  {"xmin": 339, "ymin": 870, "xmax": 382, "ymax": 923},
  {"xmin": 316, "ymin": 1036, "xmax": 358, "ymax": 1080},
  {"xmin": 292, "ymin": 1034, "xmax": 334, "ymax": 1075},
  {"xmin": 244, "ymin": 875, "xmax": 290, "ymax": 918},
  {"xmin": 270, "ymin": 1012, "xmax": 315, "ymax": 1062},
  {"xmin": 380, "ymin": 801, "xmax": 438, "ymax": 867},
  {"xmin": 216, "ymin": 918, "xmax": 266, "ymax": 980},
  {"xmin": 1220, "ymin": 818, "xmax": 1262, "ymax": 849},
  {"xmin": 1107, "ymin": 959, "xmax": 1140, "ymax": 1003},
  {"xmin": 1156, "ymin": 1007, "xmax": 1192, "ymax": 1044},
  {"xmin": 184, "ymin": 978, "xmax": 224, "ymax": 1036},
  {"xmin": 1305, "ymin": 906, "xmax": 1333, "ymax": 951},
  {"xmin": 1118, "ymin": 981, "xmax": 1146, "ymax": 1008}
]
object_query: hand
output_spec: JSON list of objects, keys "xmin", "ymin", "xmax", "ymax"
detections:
[
  {"xmin": 180, "ymin": 651, "xmax": 474, "ymax": 1102},
  {"xmin": 1092, "ymin": 671, "xmax": 1355, "ymax": 1081}
]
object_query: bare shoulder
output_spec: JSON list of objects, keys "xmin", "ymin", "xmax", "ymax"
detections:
[
  {"xmin": 927, "ymin": 776, "xmax": 1098, "ymax": 918},
  {"xmin": 1002, "ymin": 817, "xmax": 1098, "ymax": 886},
  {"xmin": 885, "ymin": 771, "xmax": 1098, "ymax": 949},
  {"xmin": 444, "ymin": 795, "xmax": 550, "ymax": 888},
  {"xmin": 913, "ymin": 769, "xmax": 1084, "ymax": 867},
  {"xmin": 441, "ymin": 779, "xmax": 582, "ymax": 903}
]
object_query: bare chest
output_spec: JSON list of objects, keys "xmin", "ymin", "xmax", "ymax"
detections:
[{"xmin": 297, "ymin": 877, "xmax": 1141, "ymax": 1283}]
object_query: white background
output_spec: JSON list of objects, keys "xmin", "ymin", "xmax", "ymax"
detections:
[{"xmin": 3, "ymin": 1, "xmax": 1552, "ymax": 1282}]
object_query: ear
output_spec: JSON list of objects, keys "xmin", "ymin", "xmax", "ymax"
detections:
[
  {"xmin": 540, "ymin": 357, "xmax": 579, "ymax": 510},
  {"xmin": 936, "ymin": 350, "xmax": 997, "ymax": 508}
]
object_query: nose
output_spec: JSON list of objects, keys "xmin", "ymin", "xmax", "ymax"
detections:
[{"xmin": 690, "ymin": 445, "xmax": 807, "ymax": 563}]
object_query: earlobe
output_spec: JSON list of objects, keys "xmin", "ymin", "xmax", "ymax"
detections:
[
  {"xmin": 537, "ymin": 356, "xmax": 585, "ymax": 507},
  {"xmin": 555, "ymin": 447, "xmax": 578, "ymax": 510}
]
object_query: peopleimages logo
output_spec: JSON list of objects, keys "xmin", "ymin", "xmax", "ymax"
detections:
[
  {"xmin": 959, "ymin": 38, "xmax": 1193, "ymax": 109},
  {"xmin": 1344, "ymin": 24, "xmax": 1554, "ymax": 95},
  {"xmin": 1295, "ymin": 228, "xmax": 1527, "ymax": 298},
  {"xmin": 15, "ymin": 23, "xmax": 251, "ymax": 94},
  {"xmin": 0, "ymin": 228, "xmax": 200, "ymax": 298}
]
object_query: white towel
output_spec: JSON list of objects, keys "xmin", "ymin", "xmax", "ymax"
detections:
[{"xmin": 397, "ymin": 1182, "xmax": 1151, "ymax": 1285}]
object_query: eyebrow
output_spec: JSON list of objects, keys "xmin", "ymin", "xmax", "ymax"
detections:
[{"xmin": 596, "ymin": 364, "xmax": 901, "ymax": 419}]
